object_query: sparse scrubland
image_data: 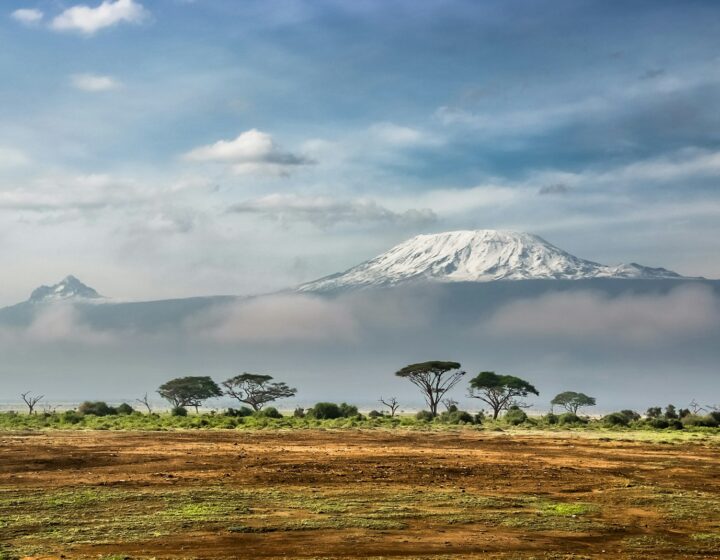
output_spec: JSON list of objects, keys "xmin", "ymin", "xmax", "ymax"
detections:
[
  {"xmin": 2, "ymin": 363, "xmax": 718, "ymax": 559},
  {"xmin": 1, "ymin": 429, "xmax": 719, "ymax": 559}
]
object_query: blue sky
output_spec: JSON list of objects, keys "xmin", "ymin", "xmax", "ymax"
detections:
[{"xmin": 1, "ymin": 0, "xmax": 720, "ymax": 304}]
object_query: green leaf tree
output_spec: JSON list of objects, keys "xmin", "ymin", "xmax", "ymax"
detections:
[
  {"xmin": 550, "ymin": 391, "xmax": 596, "ymax": 414},
  {"xmin": 157, "ymin": 376, "xmax": 222, "ymax": 413},
  {"xmin": 395, "ymin": 361, "xmax": 465, "ymax": 417},
  {"xmin": 468, "ymin": 371, "xmax": 539, "ymax": 419},
  {"xmin": 222, "ymin": 373, "xmax": 297, "ymax": 411}
]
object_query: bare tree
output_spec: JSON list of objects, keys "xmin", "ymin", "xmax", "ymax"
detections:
[
  {"xmin": 689, "ymin": 399, "xmax": 706, "ymax": 414},
  {"xmin": 20, "ymin": 392, "xmax": 44, "ymax": 415},
  {"xmin": 442, "ymin": 398, "xmax": 459, "ymax": 411},
  {"xmin": 136, "ymin": 393, "xmax": 153, "ymax": 414},
  {"xmin": 379, "ymin": 396, "xmax": 400, "ymax": 417}
]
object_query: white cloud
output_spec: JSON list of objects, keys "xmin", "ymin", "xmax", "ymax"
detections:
[
  {"xmin": 185, "ymin": 129, "xmax": 311, "ymax": 176},
  {"xmin": 369, "ymin": 122, "xmax": 441, "ymax": 147},
  {"xmin": 70, "ymin": 73, "xmax": 121, "ymax": 92},
  {"xmin": 230, "ymin": 193, "xmax": 437, "ymax": 228},
  {"xmin": 188, "ymin": 295, "xmax": 358, "ymax": 343},
  {"xmin": 11, "ymin": 8, "xmax": 44, "ymax": 25},
  {"xmin": 0, "ymin": 173, "xmax": 149, "ymax": 214},
  {"xmin": 51, "ymin": 0, "xmax": 148, "ymax": 35},
  {"xmin": 0, "ymin": 147, "xmax": 30, "ymax": 168},
  {"xmin": 0, "ymin": 304, "xmax": 114, "ymax": 346},
  {"xmin": 482, "ymin": 285, "xmax": 720, "ymax": 343}
]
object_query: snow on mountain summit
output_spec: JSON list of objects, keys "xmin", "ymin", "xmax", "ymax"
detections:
[
  {"xmin": 298, "ymin": 230, "xmax": 685, "ymax": 292},
  {"xmin": 28, "ymin": 275, "xmax": 103, "ymax": 303}
]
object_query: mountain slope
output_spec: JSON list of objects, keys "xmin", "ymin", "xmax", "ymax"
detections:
[
  {"xmin": 298, "ymin": 230, "xmax": 685, "ymax": 292},
  {"xmin": 28, "ymin": 275, "xmax": 103, "ymax": 303}
]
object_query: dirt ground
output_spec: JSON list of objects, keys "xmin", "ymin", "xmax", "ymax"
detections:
[{"xmin": 1, "ymin": 429, "xmax": 719, "ymax": 559}]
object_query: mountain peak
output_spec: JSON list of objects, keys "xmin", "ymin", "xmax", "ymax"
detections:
[
  {"xmin": 28, "ymin": 275, "xmax": 103, "ymax": 303},
  {"xmin": 298, "ymin": 229, "xmax": 685, "ymax": 292}
]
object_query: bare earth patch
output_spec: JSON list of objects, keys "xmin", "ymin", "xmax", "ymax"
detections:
[{"xmin": 1, "ymin": 429, "xmax": 719, "ymax": 559}]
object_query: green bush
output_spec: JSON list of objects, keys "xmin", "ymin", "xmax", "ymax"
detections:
[
  {"xmin": 225, "ymin": 407, "xmax": 253, "ymax": 417},
  {"xmin": 339, "ymin": 402, "xmax": 359, "ymax": 417},
  {"xmin": 293, "ymin": 407, "xmax": 306, "ymax": 418},
  {"xmin": 558, "ymin": 412, "xmax": 587, "ymax": 426},
  {"xmin": 646, "ymin": 417, "xmax": 669, "ymax": 429},
  {"xmin": 255, "ymin": 407, "xmax": 282, "ymax": 419},
  {"xmin": 78, "ymin": 401, "xmax": 116, "ymax": 416},
  {"xmin": 603, "ymin": 412, "xmax": 630, "ymax": 427},
  {"xmin": 620, "ymin": 409, "xmax": 641, "ymax": 422},
  {"xmin": 116, "ymin": 403, "xmax": 135, "ymax": 415},
  {"xmin": 682, "ymin": 414, "xmax": 719, "ymax": 428},
  {"xmin": 438, "ymin": 409, "xmax": 475, "ymax": 424},
  {"xmin": 60, "ymin": 410, "xmax": 83, "ymax": 424},
  {"xmin": 171, "ymin": 406, "xmax": 188, "ymax": 417},
  {"xmin": 308, "ymin": 402, "xmax": 359, "ymax": 419},
  {"xmin": 543, "ymin": 412, "xmax": 559, "ymax": 425},
  {"xmin": 368, "ymin": 410, "xmax": 383, "ymax": 418},
  {"xmin": 504, "ymin": 407, "xmax": 528, "ymax": 425},
  {"xmin": 415, "ymin": 410, "xmax": 434, "ymax": 422},
  {"xmin": 308, "ymin": 402, "xmax": 342, "ymax": 419}
]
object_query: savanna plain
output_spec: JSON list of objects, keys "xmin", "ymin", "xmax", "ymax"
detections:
[{"xmin": 1, "ymin": 426, "xmax": 719, "ymax": 560}]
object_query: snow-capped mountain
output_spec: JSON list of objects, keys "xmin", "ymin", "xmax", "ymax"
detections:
[
  {"xmin": 298, "ymin": 230, "xmax": 685, "ymax": 292},
  {"xmin": 28, "ymin": 275, "xmax": 103, "ymax": 303}
]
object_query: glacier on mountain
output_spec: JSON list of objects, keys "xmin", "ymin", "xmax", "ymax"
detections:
[{"xmin": 298, "ymin": 230, "xmax": 685, "ymax": 292}]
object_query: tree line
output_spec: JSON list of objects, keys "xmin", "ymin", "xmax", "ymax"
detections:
[{"xmin": 11, "ymin": 361, "xmax": 719, "ymax": 428}]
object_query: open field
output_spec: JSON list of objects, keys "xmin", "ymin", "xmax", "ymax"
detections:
[{"xmin": 1, "ymin": 429, "xmax": 719, "ymax": 560}]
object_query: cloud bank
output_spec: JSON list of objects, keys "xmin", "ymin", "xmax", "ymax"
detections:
[{"xmin": 230, "ymin": 194, "xmax": 437, "ymax": 228}]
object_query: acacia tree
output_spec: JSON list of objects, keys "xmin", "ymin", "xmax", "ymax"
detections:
[
  {"xmin": 468, "ymin": 371, "xmax": 539, "ymax": 420},
  {"xmin": 550, "ymin": 391, "xmax": 596, "ymax": 414},
  {"xmin": 379, "ymin": 396, "xmax": 400, "ymax": 417},
  {"xmin": 395, "ymin": 361, "xmax": 465, "ymax": 417},
  {"xmin": 221, "ymin": 373, "xmax": 296, "ymax": 411},
  {"xmin": 20, "ymin": 391, "xmax": 44, "ymax": 415},
  {"xmin": 157, "ymin": 376, "xmax": 222, "ymax": 413}
]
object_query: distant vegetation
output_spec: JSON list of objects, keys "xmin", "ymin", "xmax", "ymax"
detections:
[{"xmin": 2, "ymin": 362, "xmax": 718, "ymax": 432}]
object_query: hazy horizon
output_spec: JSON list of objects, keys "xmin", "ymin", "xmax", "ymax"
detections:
[{"xmin": 2, "ymin": 0, "xmax": 719, "ymax": 410}]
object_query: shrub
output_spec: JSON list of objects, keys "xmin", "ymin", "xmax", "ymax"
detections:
[
  {"xmin": 620, "ymin": 410, "xmax": 641, "ymax": 422},
  {"xmin": 293, "ymin": 407, "xmax": 306, "ymax": 418},
  {"xmin": 603, "ymin": 412, "xmax": 630, "ymax": 427},
  {"xmin": 504, "ymin": 407, "xmax": 528, "ymax": 426},
  {"xmin": 308, "ymin": 402, "xmax": 359, "ymax": 419},
  {"xmin": 255, "ymin": 407, "xmax": 282, "ymax": 419},
  {"xmin": 60, "ymin": 410, "xmax": 83, "ymax": 424},
  {"xmin": 309, "ymin": 402, "xmax": 342, "ymax": 419},
  {"xmin": 339, "ymin": 402, "xmax": 359, "ymax": 418},
  {"xmin": 709, "ymin": 411, "xmax": 720, "ymax": 423},
  {"xmin": 78, "ymin": 401, "xmax": 116, "ymax": 416},
  {"xmin": 543, "ymin": 412, "xmax": 559, "ymax": 425},
  {"xmin": 171, "ymin": 406, "xmax": 188, "ymax": 417},
  {"xmin": 681, "ymin": 414, "xmax": 719, "ymax": 428},
  {"xmin": 474, "ymin": 411, "xmax": 485, "ymax": 424},
  {"xmin": 438, "ymin": 409, "xmax": 475, "ymax": 424},
  {"xmin": 116, "ymin": 403, "xmax": 135, "ymax": 415},
  {"xmin": 415, "ymin": 410, "xmax": 435, "ymax": 422},
  {"xmin": 225, "ymin": 407, "xmax": 253, "ymax": 417},
  {"xmin": 368, "ymin": 410, "xmax": 383, "ymax": 418},
  {"xmin": 558, "ymin": 412, "xmax": 587, "ymax": 426},
  {"xmin": 647, "ymin": 417, "xmax": 669, "ymax": 429}
]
